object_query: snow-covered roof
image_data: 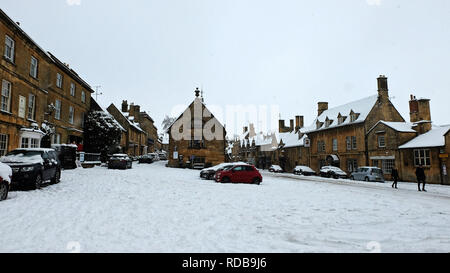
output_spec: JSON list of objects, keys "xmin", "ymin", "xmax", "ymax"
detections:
[
  {"xmin": 241, "ymin": 132, "xmax": 278, "ymax": 150},
  {"xmin": 399, "ymin": 125, "xmax": 450, "ymax": 149},
  {"xmin": 306, "ymin": 95, "xmax": 378, "ymax": 133},
  {"xmin": 278, "ymin": 131, "xmax": 306, "ymax": 148},
  {"xmin": 117, "ymin": 110, "xmax": 144, "ymax": 133},
  {"xmin": 369, "ymin": 121, "xmax": 416, "ymax": 133}
]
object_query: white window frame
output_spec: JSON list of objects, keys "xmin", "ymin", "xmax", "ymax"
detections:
[
  {"xmin": 69, "ymin": 106, "xmax": 74, "ymax": 124},
  {"xmin": 332, "ymin": 138, "xmax": 338, "ymax": 152},
  {"xmin": 0, "ymin": 134, "xmax": 8, "ymax": 156},
  {"xmin": 52, "ymin": 133, "xmax": 61, "ymax": 145},
  {"xmin": 382, "ymin": 159, "xmax": 395, "ymax": 174},
  {"xmin": 55, "ymin": 100, "xmax": 61, "ymax": 120},
  {"xmin": 30, "ymin": 138, "xmax": 39, "ymax": 148},
  {"xmin": 378, "ymin": 135, "xmax": 386, "ymax": 148},
  {"xmin": 81, "ymin": 90, "xmax": 86, "ymax": 103},
  {"xmin": 30, "ymin": 56, "xmax": 38, "ymax": 78},
  {"xmin": 56, "ymin": 73, "xmax": 63, "ymax": 88},
  {"xmin": 21, "ymin": 137, "xmax": 30, "ymax": 148},
  {"xmin": 4, "ymin": 35, "xmax": 15, "ymax": 62},
  {"xmin": 18, "ymin": 95, "xmax": 26, "ymax": 118},
  {"xmin": 70, "ymin": 83, "xmax": 76, "ymax": 97},
  {"xmin": 27, "ymin": 94, "xmax": 36, "ymax": 120},
  {"xmin": 1, "ymin": 80, "xmax": 12, "ymax": 112},
  {"xmin": 352, "ymin": 136, "xmax": 357, "ymax": 150},
  {"xmin": 414, "ymin": 149, "xmax": 431, "ymax": 167}
]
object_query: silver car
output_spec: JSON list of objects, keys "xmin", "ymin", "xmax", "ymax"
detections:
[{"xmin": 350, "ymin": 167, "xmax": 385, "ymax": 183}]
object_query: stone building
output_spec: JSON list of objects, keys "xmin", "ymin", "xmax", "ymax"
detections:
[
  {"xmin": 276, "ymin": 116, "xmax": 310, "ymax": 172},
  {"xmin": 0, "ymin": 9, "xmax": 92, "ymax": 156},
  {"xmin": 238, "ymin": 124, "xmax": 278, "ymax": 169},
  {"xmin": 167, "ymin": 89, "xmax": 226, "ymax": 168},
  {"xmin": 107, "ymin": 103, "xmax": 146, "ymax": 156},
  {"xmin": 304, "ymin": 75, "xmax": 405, "ymax": 173}
]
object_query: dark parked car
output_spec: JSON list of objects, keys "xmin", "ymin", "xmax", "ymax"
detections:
[
  {"xmin": 0, "ymin": 162, "xmax": 12, "ymax": 201},
  {"xmin": 0, "ymin": 148, "xmax": 61, "ymax": 190},
  {"xmin": 138, "ymin": 154, "xmax": 154, "ymax": 164},
  {"xmin": 319, "ymin": 166, "xmax": 348, "ymax": 179},
  {"xmin": 293, "ymin": 165, "xmax": 316, "ymax": 176},
  {"xmin": 158, "ymin": 152, "xmax": 168, "ymax": 160},
  {"xmin": 108, "ymin": 154, "xmax": 132, "ymax": 169},
  {"xmin": 215, "ymin": 165, "xmax": 262, "ymax": 185}
]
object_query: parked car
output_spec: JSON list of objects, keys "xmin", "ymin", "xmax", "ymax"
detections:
[
  {"xmin": 268, "ymin": 165, "xmax": 284, "ymax": 173},
  {"xmin": 158, "ymin": 152, "xmax": 168, "ymax": 160},
  {"xmin": 148, "ymin": 153, "xmax": 160, "ymax": 162},
  {"xmin": 350, "ymin": 167, "xmax": 385, "ymax": 183},
  {"xmin": 138, "ymin": 154, "xmax": 154, "ymax": 164},
  {"xmin": 215, "ymin": 164, "xmax": 262, "ymax": 185},
  {"xmin": 293, "ymin": 165, "xmax": 316, "ymax": 176},
  {"xmin": 108, "ymin": 154, "xmax": 132, "ymax": 169},
  {"xmin": 319, "ymin": 166, "xmax": 348, "ymax": 179},
  {"xmin": 0, "ymin": 148, "xmax": 61, "ymax": 190},
  {"xmin": 200, "ymin": 162, "xmax": 248, "ymax": 180},
  {"xmin": 0, "ymin": 162, "xmax": 12, "ymax": 201}
]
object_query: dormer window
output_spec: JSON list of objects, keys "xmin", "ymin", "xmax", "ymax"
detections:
[
  {"xmin": 338, "ymin": 114, "xmax": 346, "ymax": 125},
  {"xmin": 325, "ymin": 117, "xmax": 333, "ymax": 128},
  {"xmin": 349, "ymin": 111, "xmax": 359, "ymax": 123},
  {"xmin": 316, "ymin": 120, "xmax": 323, "ymax": 130}
]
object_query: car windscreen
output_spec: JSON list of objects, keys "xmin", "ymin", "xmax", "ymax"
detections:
[
  {"xmin": 1, "ymin": 150, "xmax": 43, "ymax": 164},
  {"xmin": 111, "ymin": 156, "xmax": 127, "ymax": 160}
]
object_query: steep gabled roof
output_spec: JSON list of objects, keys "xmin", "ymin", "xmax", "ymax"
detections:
[
  {"xmin": 278, "ymin": 131, "xmax": 306, "ymax": 148},
  {"xmin": 306, "ymin": 95, "xmax": 378, "ymax": 133},
  {"xmin": 399, "ymin": 125, "xmax": 450, "ymax": 149},
  {"xmin": 368, "ymin": 121, "xmax": 417, "ymax": 134}
]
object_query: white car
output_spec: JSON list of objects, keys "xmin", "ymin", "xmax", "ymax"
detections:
[
  {"xmin": 269, "ymin": 165, "xmax": 284, "ymax": 173},
  {"xmin": 0, "ymin": 162, "xmax": 12, "ymax": 201}
]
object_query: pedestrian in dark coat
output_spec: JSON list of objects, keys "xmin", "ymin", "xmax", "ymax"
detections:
[
  {"xmin": 416, "ymin": 164, "xmax": 426, "ymax": 192},
  {"xmin": 391, "ymin": 167, "xmax": 399, "ymax": 189}
]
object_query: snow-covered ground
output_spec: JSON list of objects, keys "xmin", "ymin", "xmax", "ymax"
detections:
[{"xmin": 1, "ymin": 161, "xmax": 449, "ymax": 253}]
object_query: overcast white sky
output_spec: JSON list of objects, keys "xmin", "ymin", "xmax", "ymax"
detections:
[{"xmin": 2, "ymin": 0, "xmax": 450, "ymax": 134}]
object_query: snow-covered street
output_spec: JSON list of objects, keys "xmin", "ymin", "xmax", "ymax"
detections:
[{"xmin": 1, "ymin": 161, "xmax": 449, "ymax": 253}]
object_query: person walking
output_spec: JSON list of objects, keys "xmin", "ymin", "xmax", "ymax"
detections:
[
  {"xmin": 391, "ymin": 166, "xmax": 399, "ymax": 189},
  {"xmin": 416, "ymin": 164, "xmax": 427, "ymax": 192}
]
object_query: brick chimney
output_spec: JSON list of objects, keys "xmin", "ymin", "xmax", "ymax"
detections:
[
  {"xmin": 295, "ymin": 115, "xmax": 304, "ymax": 131},
  {"xmin": 318, "ymin": 102, "xmax": 328, "ymax": 117},
  {"xmin": 289, "ymin": 119, "xmax": 294, "ymax": 131},
  {"xmin": 121, "ymin": 100, "xmax": 128, "ymax": 112},
  {"xmin": 377, "ymin": 75, "xmax": 389, "ymax": 101},
  {"xmin": 409, "ymin": 94, "xmax": 432, "ymax": 134}
]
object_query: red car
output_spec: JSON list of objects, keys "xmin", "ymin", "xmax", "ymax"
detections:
[{"xmin": 215, "ymin": 165, "xmax": 262, "ymax": 185}]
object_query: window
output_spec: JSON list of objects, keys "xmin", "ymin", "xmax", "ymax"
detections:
[
  {"xmin": 4, "ymin": 35, "xmax": 15, "ymax": 62},
  {"xmin": 346, "ymin": 136, "xmax": 351, "ymax": 150},
  {"xmin": 27, "ymin": 94, "xmax": 35, "ymax": 120},
  {"xmin": 69, "ymin": 106, "xmax": 74, "ymax": 124},
  {"xmin": 1, "ymin": 80, "xmax": 11, "ymax": 112},
  {"xmin": 378, "ymin": 135, "xmax": 386, "ymax": 148},
  {"xmin": 189, "ymin": 139, "xmax": 205, "ymax": 149},
  {"xmin": 350, "ymin": 114, "xmax": 357, "ymax": 122},
  {"xmin": 332, "ymin": 138, "xmax": 338, "ymax": 151},
  {"xmin": 55, "ymin": 100, "xmax": 61, "ymax": 120},
  {"xmin": 382, "ymin": 159, "xmax": 395, "ymax": 174},
  {"xmin": 338, "ymin": 116, "xmax": 346, "ymax": 125},
  {"xmin": 325, "ymin": 119, "xmax": 332, "ymax": 128},
  {"xmin": 0, "ymin": 134, "xmax": 8, "ymax": 156},
  {"xmin": 56, "ymin": 73, "xmax": 63, "ymax": 88},
  {"xmin": 414, "ymin": 149, "xmax": 431, "ymax": 167},
  {"xmin": 18, "ymin": 95, "xmax": 26, "ymax": 118},
  {"xmin": 30, "ymin": 138, "xmax": 39, "ymax": 148},
  {"xmin": 21, "ymin": 137, "xmax": 30, "ymax": 148},
  {"xmin": 80, "ymin": 113, "xmax": 85, "ymax": 128},
  {"xmin": 317, "ymin": 141, "xmax": 325, "ymax": 153},
  {"xmin": 352, "ymin": 136, "xmax": 357, "ymax": 150},
  {"xmin": 52, "ymin": 134, "xmax": 61, "ymax": 144},
  {"xmin": 372, "ymin": 160, "xmax": 379, "ymax": 168},
  {"xmin": 347, "ymin": 159, "xmax": 358, "ymax": 173},
  {"xmin": 70, "ymin": 83, "xmax": 76, "ymax": 96},
  {"xmin": 30, "ymin": 56, "xmax": 38, "ymax": 78},
  {"xmin": 81, "ymin": 90, "xmax": 86, "ymax": 103}
]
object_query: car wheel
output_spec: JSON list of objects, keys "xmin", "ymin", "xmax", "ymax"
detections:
[
  {"xmin": 33, "ymin": 174, "xmax": 42, "ymax": 190},
  {"xmin": 350, "ymin": 176, "xmax": 354, "ymax": 180},
  {"xmin": 0, "ymin": 182, "xmax": 9, "ymax": 201},
  {"xmin": 222, "ymin": 177, "xmax": 230, "ymax": 183},
  {"xmin": 365, "ymin": 177, "xmax": 370, "ymax": 182},
  {"xmin": 252, "ymin": 178, "xmax": 261, "ymax": 185},
  {"xmin": 51, "ymin": 169, "xmax": 61, "ymax": 184}
]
